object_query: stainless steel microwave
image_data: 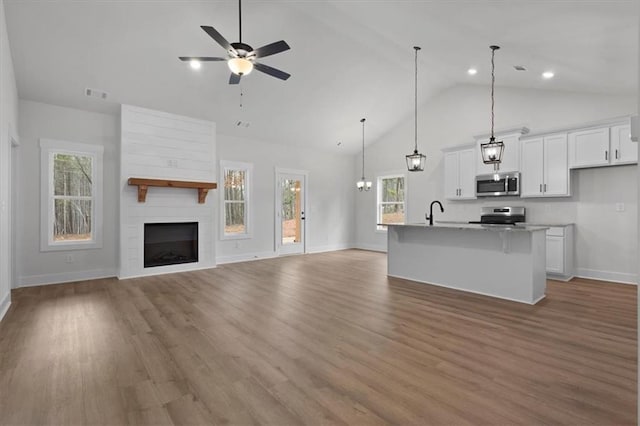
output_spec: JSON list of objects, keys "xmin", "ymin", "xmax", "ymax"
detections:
[{"xmin": 475, "ymin": 173, "xmax": 520, "ymax": 197}]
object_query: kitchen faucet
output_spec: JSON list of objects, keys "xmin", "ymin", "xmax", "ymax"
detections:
[{"xmin": 426, "ymin": 201, "xmax": 444, "ymax": 226}]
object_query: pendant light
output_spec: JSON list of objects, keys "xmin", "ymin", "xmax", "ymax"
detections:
[
  {"xmin": 480, "ymin": 45, "xmax": 504, "ymax": 171},
  {"xmin": 406, "ymin": 46, "xmax": 426, "ymax": 172},
  {"xmin": 357, "ymin": 118, "xmax": 372, "ymax": 191}
]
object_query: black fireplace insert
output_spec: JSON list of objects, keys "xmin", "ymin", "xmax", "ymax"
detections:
[{"xmin": 144, "ymin": 222, "xmax": 198, "ymax": 268}]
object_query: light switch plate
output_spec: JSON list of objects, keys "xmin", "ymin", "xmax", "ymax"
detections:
[{"xmin": 616, "ymin": 203, "xmax": 625, "ymax": 212}]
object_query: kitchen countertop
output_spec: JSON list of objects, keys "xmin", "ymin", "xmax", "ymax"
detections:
[
  {"xmin": 436, "ymin": 220, "xmax": 574, "ymax": 227},
  {"xmin": 385, "ymin": 222, "xmax": 549, "ymax": 232}
]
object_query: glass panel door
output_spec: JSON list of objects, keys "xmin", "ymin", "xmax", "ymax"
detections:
[{"xmin": 276, "ymin": 171, "xmax": 306, "ymax": 255}]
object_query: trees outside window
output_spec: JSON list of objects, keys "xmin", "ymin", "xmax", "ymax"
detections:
[
  {"xmin": 377, "ymin": 174, "xmax": 406, "ymax": 231},
  {"xmin": 40, "ymin": 139, "xmax": 103, "ymax": 251},
  {"xmin": 220, "ymin": 161, "xmax": 252, "ymax": 239}
]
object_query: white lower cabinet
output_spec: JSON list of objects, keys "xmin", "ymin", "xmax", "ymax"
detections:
[
  {"xmin": 520, "ymin": 134, "xmax": 570, "ymax": 198},
  {"xmin": 443, "ymin": 146, "xmax": 476, "ymax": 200},
  {"xmin": 545, "ymin": 225, "xmax": 574, "ymax": 280}
]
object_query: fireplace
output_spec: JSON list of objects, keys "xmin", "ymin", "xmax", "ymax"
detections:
[{"xmin": 144, "ymin": 222, "xmax": 198, "ymax": 268}]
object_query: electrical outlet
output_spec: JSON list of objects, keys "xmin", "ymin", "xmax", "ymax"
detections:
[
  {"xmin": 616, "ymin": 203, "xmax": 625, "ymax": 212},
  {"xmin": 65, "ymin": 254, "xmax": 74, "ymax": 263}
]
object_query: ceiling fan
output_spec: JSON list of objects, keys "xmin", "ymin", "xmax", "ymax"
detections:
[{"xmin": 179, "ymin": 0, "xmax": 291, "ymax": 84}]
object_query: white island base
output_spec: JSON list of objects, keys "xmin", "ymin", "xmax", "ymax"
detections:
[{"xmin": 386, "ymin": 223, "xmax": 548, "ymax": 305}]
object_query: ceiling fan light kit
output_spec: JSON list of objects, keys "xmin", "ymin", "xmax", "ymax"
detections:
[
  {"xmin": 480, "ymin": 45, "xmax": 505, "ymax": 171},
  {"xmin": 406, "ymin": 46, "xmax": 426, "ymax": 172},
  {"xmin": 179, "ymin": 0, "xmax": 290, "ymax": 84}
]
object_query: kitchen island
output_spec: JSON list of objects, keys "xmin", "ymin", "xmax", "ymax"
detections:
[{"xmin": 385, "ymin": 223, "xmax": 548, "ymax": 304}]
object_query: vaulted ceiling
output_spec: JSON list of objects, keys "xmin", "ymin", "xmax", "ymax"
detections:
[{"xmin": 4, "ymin": 0, "xmax": 638, "ymax": 153}]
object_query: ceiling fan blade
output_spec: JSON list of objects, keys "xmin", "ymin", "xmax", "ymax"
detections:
[
  {"xmin": 179, "ymin": 56, "xmax": 226, "ymax": 62},
  {"xmin": 200, "ymin": 25, "xmax": 234, "ymax": 52},
  {"xmin": 253, "ymin": 40, "xmax": 290, "ymax": 58},
  {"xmin": 229, "ymin": 73, "xmax": 241, "ymax": 85},
  {"xmin": 253, "ymin": 62, "xmax": 291, "ymax": 81}
]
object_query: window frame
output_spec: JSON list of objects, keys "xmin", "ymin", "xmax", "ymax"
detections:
[
  {"xmin": 220, "ymin": 160, "xmax": 253, "ymax": 240},
  {"xmin": 39, "ymin": 139, "xmax": 104, "ymax": 251},
  {"xmin": 376, "ymin": 173, "xmax": 407, "ymax": 232}
]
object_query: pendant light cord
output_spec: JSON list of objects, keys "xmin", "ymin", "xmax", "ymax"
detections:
[
  {"xmin": 414, "ymin": 46, "xmax": 419, "ymax": 153},
  {"xmin": 361, "ymin": 118, "xmax": 366, "ymax": 180},
  {"xmin": 490, "ymin": 45, "xmax": 499, "ymax": 140}
]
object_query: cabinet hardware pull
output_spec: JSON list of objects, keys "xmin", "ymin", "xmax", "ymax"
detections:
[
  {"xmin": 616, "ymin": 149, "xmax": 619, "ymax": 159},
  {"xmin": 544, "ymin": 183, "xmax": 547, "ymax": 192},
  {"xmin": 605, "ymin": 150, "xmax": 608, "ymax": 161},
  {"xmin": 539, "ymin": 184, "xmax": 542, "ymax": 193}
]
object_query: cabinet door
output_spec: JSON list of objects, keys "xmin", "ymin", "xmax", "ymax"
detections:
[
  {"xmin": 568, "ymin": 127, "xmax": 610, "ymax": 168},
  {"xmin": 520, "ymin": 138, "xmax": 544, "ymax": 197},
  {"xmin": 443, "ymin": 151, "xmax": 460, "ymax": 200},
  {"xmin": 546, "ymin": 236, "xmax": 565, "ymax": 274},
  {"xmin": 476, "ymin": 133, "xmax": 520, "ymax": 175},
  {"xmin": 458, "ymin": 149, "xmax": 476, "ymax": 199},
  {"xmin": 611, "ymin": 124, "xmax": 638, "ymax": 165},
  {"xmin": 543, "ymin": 134, "xmax": 569, "ymax": 196}
]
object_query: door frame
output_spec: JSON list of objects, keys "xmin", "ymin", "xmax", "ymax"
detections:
[
  {"xmin": 274, "ymin": 168, "xmax": 308, "ymax": 255},
  {"xmin": 9, "ymin": 126, "xmax": 20, "ymax": 289}
]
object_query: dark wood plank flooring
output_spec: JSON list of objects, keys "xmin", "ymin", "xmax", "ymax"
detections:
[{"xmin": 0, "ymin": 249, "xmax": 636, "ymax": 425}]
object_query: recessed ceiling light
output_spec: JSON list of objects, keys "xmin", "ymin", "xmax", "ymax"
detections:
[
  {"xmin": 467, "ymin": 68, "xmax": 478, "ymax": 75},
  {"xmin": 542, "ymin": 71, "xmax": 555, "ymax": 79},
  {"xmin": 190, "ymin": 60, "xmax": 202, "ymax": 70}
]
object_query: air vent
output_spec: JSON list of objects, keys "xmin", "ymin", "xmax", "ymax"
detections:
[
  {"xmin": 85, "ymin": 87, "xmax": 108, "ymax": 100},
  {"xmin": 513, "ymin": 65, "xmax": 527, "ymax": 71},
  {"xmin": 236, "ymin": 121, "xmax": 250, "ymax": 128}
]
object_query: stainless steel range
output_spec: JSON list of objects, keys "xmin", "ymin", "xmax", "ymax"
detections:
[{"xmin": 469, "ymin": 206, "xmax": 525, "ymax": 225}]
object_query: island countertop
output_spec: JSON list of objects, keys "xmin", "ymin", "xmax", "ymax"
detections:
[{"xmin": 383, "ymin": 222, "xmax": 549, "ymax": 232}]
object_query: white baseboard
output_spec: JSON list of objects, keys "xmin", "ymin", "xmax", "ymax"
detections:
[
  {"xmin": 18, "ymin": 268, "xmax": 117, "ymax": 287},
  {"xmin": 575, "ymin": 268, "xmax": 637, "ymax": 285},
  {"xmin": 216, "ymin": 251, "xmax": 278, "ymax": 265},
  {"xmin": 354, "ymin": 243, "xmax": 387, "ymax": 253},
  {"xmin": 118, "ymin": 264, "xmax": 217, "ymax": 280},
  {"xmin": 0, "ymin": 292, "xmax": 11, "ymax": 322},
  {"xmin": 307, "ymin": 243, "xmax": 354, "ymax": 254}
]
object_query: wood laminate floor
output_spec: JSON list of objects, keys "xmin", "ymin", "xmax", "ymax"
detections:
[{"xmin": 0, "ymin": 250, "xmax": 636, "ymax": 425}]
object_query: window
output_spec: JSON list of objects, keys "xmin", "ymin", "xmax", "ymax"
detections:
[
  {"xmin": 40, "ymin": 139, "xmax": 103, "ymax": 251},
  {"xmin": 220, "ymin": 161, "xmax": 252, "ymax": 239},
  {"xmin": 376, "ymin": 174, "xmax": 406, "ymax": 231}
]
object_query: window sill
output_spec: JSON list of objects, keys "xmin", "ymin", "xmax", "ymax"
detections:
[
  {"xmin": 221, "ymin": 233, "xmax": 253, "ymax": 241},
  {"xmin": 41, "ymin": 240, "xmax": 103, "ymax": 252}
]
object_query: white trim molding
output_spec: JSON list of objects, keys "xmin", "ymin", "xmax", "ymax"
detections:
[
  {"xmin": 39, "ymin": 138, "xmax": 104, "ymax": 252},
  {"xmin": 219, "ymin": 160, "xmax": 253, "ymax": 241},
  {"xmin": 575, "ymin": 268, "xmax": 638, "ymax": 285},
  {"xmin": 18, "ymin": 268, "xmax": 116, "ymax": 288},
  {"xmin": 0, "ymin": 293, "xmax": 11, "ymax": 323}
]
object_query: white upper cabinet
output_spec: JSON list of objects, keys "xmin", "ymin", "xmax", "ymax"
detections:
[
  {"xmin": 610, "ymin": 124, "xmax": 638, "ymax": 165},
  {"xmin": 443, "ymin": 146, "xmax": 476, "ymax": 200},
  {"xmin": 568, "ymin": 127, "xmax": 609, "ymax": 168},
  {"xmin": 520, "ymin": 133, "xmax": 569, "ymax": 198},
  {"xmin": 475, "ymin": 133, "xmax": 521, "ymax": 175}
]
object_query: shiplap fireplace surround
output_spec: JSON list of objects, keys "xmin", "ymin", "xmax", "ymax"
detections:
[{"xmin": 118, "ymin": 105, "xmax": 217, "ymax": 279}]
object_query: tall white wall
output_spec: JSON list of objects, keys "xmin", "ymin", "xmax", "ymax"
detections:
[
  {"xmin": 356, "ymin": 84, "xmax": 638, "ymax": 283},
  {"xmin": 119, "ymin": 105, "xmax": 216, "ymax": 278},
  {"xmin": 0, "ymin": 0, "xmax": 18, "ymax": 319},
  {"xmin": 216, "ymin": 134, "xmax": 356, "ymax": 263},
  {"xmin": 16, "ymin": 100, "xmax": 118, "ymax": 286}
]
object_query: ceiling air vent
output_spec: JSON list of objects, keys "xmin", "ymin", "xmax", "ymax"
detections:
[
  {"xmin": 236, "ymin": 121, "xmax": 250, "ymax": 128},
  {"xmin": 85, "ymin": 87, "xmax": 108, "ymax": 100},
  {"xmin": 513, "ymin": 65, "xmax": 527, "ymax": 71}
]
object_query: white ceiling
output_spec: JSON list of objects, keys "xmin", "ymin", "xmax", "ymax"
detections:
[{"xmin": 4, "ymin": 0, "xmax": 638, "ymax": 153}]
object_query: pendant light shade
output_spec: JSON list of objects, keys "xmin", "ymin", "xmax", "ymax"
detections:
[
  {"xmin": 406, "ymin": 46, "xmax": 426, "ymax": 172},
  {"xmin": 228, "ymin": 57, "xmax": 254, "ymax": 76},
  {"xmin": 480, "ymin": 45, "xmax": 504, "ymax": 171},
  {"xmin": 357, "ymin": 118, "xmax": 372, "ymax": 191}
]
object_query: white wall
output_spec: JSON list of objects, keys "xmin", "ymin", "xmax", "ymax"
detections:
[
  {"xmin": 356, "ymin": 84, "xmax": 638, "ymax": 283},
  {"xmin": 119, "ymin": 105, "xmax": 216, "ymax": 278},
  {"xmin": 16, "ymin": 100, "xmax": 118, "ymax": 286},
  {"xmin": 216, "ymin": 134, "xmax": 356, "ymax": 263},
  {"xmin": 0, "ymin": 0, "xmax": 18, "ymax": 319}
]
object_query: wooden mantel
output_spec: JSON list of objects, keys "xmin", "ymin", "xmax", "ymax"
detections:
[{"xmin": 128, "ymin": 178, "xmax": 217, "ymax": 204}]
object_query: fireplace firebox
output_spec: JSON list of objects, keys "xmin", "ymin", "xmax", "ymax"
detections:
[{"xmin": 144, "ymin": 222, "xmax": 198, "ymax": 268}]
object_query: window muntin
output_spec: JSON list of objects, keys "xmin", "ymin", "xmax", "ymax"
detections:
[
  {"xmin": 221, "ymin": 161, "xmax": 252, "ymax": 239},
  {"xmin": 377, "ymin": 175, "xmax": 406, "ymax": 231}
]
